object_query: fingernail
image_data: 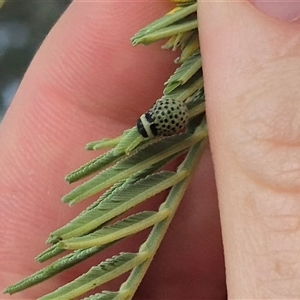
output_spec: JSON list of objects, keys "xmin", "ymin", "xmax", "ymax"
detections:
[{"xmin": 250, "ymin": 0, "xmax": 300, "ymax": 22}]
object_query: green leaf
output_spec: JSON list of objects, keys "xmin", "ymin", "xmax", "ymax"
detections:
[
  {"xmin": 112, "ymin": 127, "xmax": 143, "ymax": 156},
  {"xmin": 161, "ymin": 29, "xmax": 196, "ymax": 52},
  {"xmin": 164, "ymin": 52, "xmax": 201, "ymax": 94},
  {"xmin": 131, "ymin": 3, "xmax": 197, "ymax": 44},
  {"xmin": 176, "ymin": 30, "xmax": 200, "ymax": 63},
  {"xmin": 85, "ymin": 138, "xmax": 121, "ymax": 151},
  {"xmin": 185, "ymin": 88, "xmax": 206, "ymax": 119},
  {"xmin": 66, "ymin": 149, "xmax": 125, "ymax": 184},
  {"xmin": 164, "ymin": 72, "xmax": 203, "ymax": 101},
  {"xmin": 49, "ymin": 171, "xmax": 188, "ymax": 242},
  {"xmin": 47, "ymin": 152, "xmax": 186, "ymax": 245},
  {"xmin": 62, "ymin": 133, "xmax": 202, "ymax": 205},
  {"xmin": 59, "ymin": 210, "xmax": 170, "ymax": 250},
  {"xmin": 4, "ymin": 245, "xmax": 114, "ymax": 295},
  {"xmin": 161, "ymin": 34, "xmax": 178, "ymax": 50},
  {"xmin": 39, "ymin": 252, "xmax": 148, "ymax": 300},
  {"xmin": 35, "ymin": 245, "xmax": 65, "ymax": 263},
  {"xmin": 132, "ymin": 18, "xmax": 198, "ymax": 46},
  {"xmin": 86, "ymin": 129, "xmax": 132, "ymax": 151},
  {"xmin": 83, "ymin": 291, "xmax": 120, "ymax": 300}
]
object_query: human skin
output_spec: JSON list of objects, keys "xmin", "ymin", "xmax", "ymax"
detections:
[
  {"xmin": 1, "ymin": 1, "xmax": 300, "ymax": 299},
  {"xmin": 200, "ymin": 1, "xmax": 300, "ymax": 298}
]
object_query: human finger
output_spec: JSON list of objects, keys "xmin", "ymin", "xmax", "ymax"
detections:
[{"xmin": 199, "ymin": 1, "xmax": 300, "ymax": 298}]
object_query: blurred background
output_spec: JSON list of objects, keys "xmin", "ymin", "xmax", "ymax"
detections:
[{"xmin": 0, "ymin": 1, "xmax": 71, "ymax": 121}]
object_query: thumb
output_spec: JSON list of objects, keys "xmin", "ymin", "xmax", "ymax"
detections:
[{"xmin": 199, "ymin": 1, "xmax": 300, "ymax": 299}]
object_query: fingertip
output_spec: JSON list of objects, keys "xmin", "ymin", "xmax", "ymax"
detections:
[{"xmin": 250, "ymin": 0, "xmax": 300, "ymax": 22}]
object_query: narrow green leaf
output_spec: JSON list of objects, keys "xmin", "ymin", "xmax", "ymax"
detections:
[
  {"xmin": 79, "ymin": 150, "xmax": 186, "ymax": 212},
  {"xmin": 4, "ymin": 245, "xmax": 114, "ymax": 295},
  {"xmin": 188, "ymin": 86, "xmax": 205, "ymax": 102},
  {"xmin": 50, "ymin": 171, "xmax": 187, "ymax": 242},
  {"xmin": 131, "ymin": 3, "xmax": 197, "ymax": 43},
  {"xmin": 62, "ymin": 133, "xmax": 202, "ymax": 205},
  {"xmin": 132, "ymin": 18, "xmax": 198, "ymax": 46},
  {"xmin": 172, "ymin": 32, "xmax": 184, "ymax": 50},
  {"xmin": 59, "ymin": 210, "xmax": 170, "ymax": 250},
  {"xmin": 85, "ymin": 137, "xmax": 121, "ymax": 151},
  {"xmin": 66, "ymin": 149, "xmax": 125, "ymax": 184},
  {"xmin": 124, "ymin": 135, "xmax": 148, "ymax": 155},
  {"xmin": 164, "ymin": 72, "xmax": 203, "ymax": 101},
  {"xmin": 164, "ymin": 52, "xmax": 201, "ymax": 94},
  {"xmin": 86, "ymin": 129, "xmax": 132, "ymax": 151},
  {"xmin": 35, "ymin": 245, "xmax": 65, "ymax": 263},
  {"xmin": 186, "ymin": 92, "xmax": 206, "ymax": 119},
  {"xmin": 48, "ymin": 153, "xmax": 186, "ymax": 245},
  {"xmin": 112, "ymin": 128, "xmax": 143, "ymax": 156},
  {"xmin": 161, "ymin": 34, "xmax": 178, "ymax": 50},
  {"xmin": 39, "ymin": 252, "xmax": 148, "ymax": 300},
  {"xmin": 176, "ymin": 31, "xmax": 200, "ymax": 63},
  {"xmin": 161, "ymin": 30, "xmax": 196, "ymax": 52},
  {"xmin": 83, "ymin": 291, "xmax": 121, "ymax": 300},
  {"xmin": 179, "ymin": 29, "xmax": 197, "ymax": 51}
]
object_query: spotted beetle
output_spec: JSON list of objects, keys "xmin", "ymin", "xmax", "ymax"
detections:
[{"xmin": 137, "ymin": 98, "xmax": 189, "ymax": 138}]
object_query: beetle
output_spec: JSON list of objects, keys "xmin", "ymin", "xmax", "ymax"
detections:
[{"xmin": 137, "ymin": 98, "xmax": 189, "ymax": 138}]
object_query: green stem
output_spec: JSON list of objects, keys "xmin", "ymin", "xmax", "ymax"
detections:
[{"xmin": 118, "ymin": 124, "xmax": 208, "ymax": 299}]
